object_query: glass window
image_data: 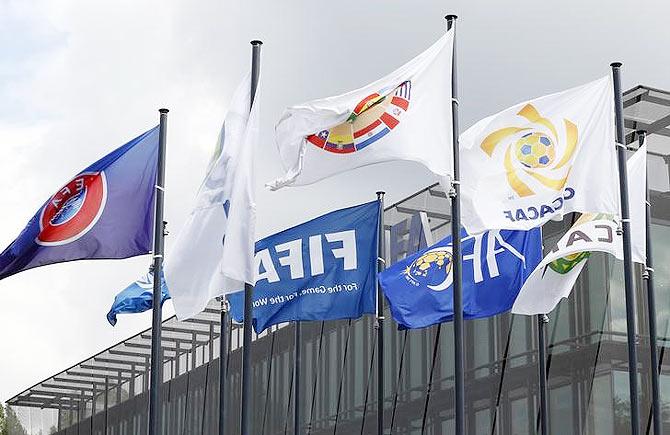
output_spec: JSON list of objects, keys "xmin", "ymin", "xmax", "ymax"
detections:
[
  {"xmin": 550, "ymin": 385, "xmax": 574, "ymax": 434},
  {"xmin": 613, "ymin": 371, "xmax": 631, "ymax": 433},
  {"xmin": 510, "ymin": 397, "xmax": 530, "ymax": 435}
]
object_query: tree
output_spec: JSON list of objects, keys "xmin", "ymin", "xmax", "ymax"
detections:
[
  {"xmin": 4, "ymin": 406, "xmax": 27, "ymax": 435},
  {"xmin": 0, "ymin": 405, "xmax": 6, "ymax": 435}
]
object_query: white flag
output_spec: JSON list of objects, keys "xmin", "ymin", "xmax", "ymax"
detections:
[
  {"xmin": 511, "ymin": 145, "xmax": 647, "ymax": 315},
  {"xmin": 460, "ymin": 76, "xmax": 618, "ymax": 234},
  {"xmin": 627, "ymin": 141, "xmax": 647, "ymax": 264},
  {"xmin": 267, "ymin": 30, "xmax": 454, "ymax": 190},
  {"xmin": 165, "ymin": 74, "xmax": 258, "ymax": 320}
]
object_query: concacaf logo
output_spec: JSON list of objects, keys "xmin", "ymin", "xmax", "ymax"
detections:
[{"xmin": 480, "ymin": 104, "xmax": 578, "ymax": 197}]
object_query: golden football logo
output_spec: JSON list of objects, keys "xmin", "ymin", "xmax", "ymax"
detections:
[{"xmin": 480, "ymin": 104, "xmax": 578, "ymax": 197}]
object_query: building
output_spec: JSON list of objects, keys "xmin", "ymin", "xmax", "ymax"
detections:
[{"xmin": 5, "ymin": 85, "xmax": 670, "ymax": 434}]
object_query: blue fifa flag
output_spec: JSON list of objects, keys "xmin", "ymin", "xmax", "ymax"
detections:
[
  {"xmin": 379, "ymin": 228, "xmax": 542, "ymax": 329},
  {"xmin": 227, "ymin": 201, "xmax": 380, "ymax": 333},
  {"xmin": 107, "ymin": 271, "xmax": 169, "ymax": 326},
  {"xmin": 0, "ymin": 127, "xmax": 159, "ymax": 280}
]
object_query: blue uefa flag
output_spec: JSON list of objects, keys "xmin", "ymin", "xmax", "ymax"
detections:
[
  {"xmin": 0, "ymin": 127, "xmax": 159, "ymax": 280},
  {"xmin": 379, "ymin": 228, "xmax": 542, "ymax": 329},
  {"xmin": 107, "ymin": 271, "xmax": 170, "ymax": 326},
  {"xmin": 227, "ymin": 201, "xmax": 380, "ymax": 333}
]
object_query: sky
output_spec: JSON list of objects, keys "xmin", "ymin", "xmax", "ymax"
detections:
[{"xmin": 1, "ymin": 0, "xmax": 669, "ymax": 404}]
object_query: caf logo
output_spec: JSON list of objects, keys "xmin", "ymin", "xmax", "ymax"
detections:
[
  {"xmin": 307, "ymin": 81, "xmax": 411, "ymax": 154},
  {"xmin": 548, "ymin": 251, "xmax": 590, "ymax": 274},
  {"xmin": 36, "ymin": 172, "xmax": 108, "ymax": 246},
  {"xmin": 480, "ymin": 104, "xmax": 578, "ymax": 198},
  {"xmin": 404, "ymin": 247, "xmax": 453, "ymax": 291}
]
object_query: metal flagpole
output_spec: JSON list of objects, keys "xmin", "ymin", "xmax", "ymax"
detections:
[
  {"xmin": 639, "ymin": 130, "xmax": 662, "ymax": 435},
  {"xmin": 219, "ymin": 297, "xmax": 229, "ymax": 435},
  {"xmin": 148, "ymin": 108, "xmax": 168, "ymax": 435},
  {"xmin": 241, "ymin": 39, "xmax": 262, "ymax": 435},
  {"xmin": 611, "ymin": 62, "xmax": 640, "ymax": 435},
  {"xmin": 537, "ymin": 314, "xmax": 549, "ymax": 435},
  {"xmin": 375, "ymin": 191, "xmax": 386, "ymax": 435},
  {"xmin": 445, "ymin": 14, "xmax": 465, "ymax": 434},
  {"xmin": 294, "ymin": 321, "xmax": 301, "ymax": 435}
]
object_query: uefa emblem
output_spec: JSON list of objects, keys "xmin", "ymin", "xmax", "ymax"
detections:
[
  {"xmin": 36, "ymin": 172, "xmax": 108, "ymax": 246},
  {"xmin": 307, "ymin": 81, "xmax": 411, "ymax": 154}
]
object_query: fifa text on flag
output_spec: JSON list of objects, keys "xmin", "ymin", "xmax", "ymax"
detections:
[{"xmin": 227, "ymin": 201, "xmax": 379, "ymax": 333}]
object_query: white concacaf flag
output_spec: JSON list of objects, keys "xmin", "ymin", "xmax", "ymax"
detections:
[
  {"xmin": 511, "ymin": 144, "xmax": 647, "ymax": 315},
  {"xmin": 460, "ymin": 76, "xmax": 618, "ymax": 234},
  {"xmin": 165, "ymin": 74, "xmax": 258, "ymax": 320},
  {"xmin": 267, "ymin": 29, "xmax": 454, "ymax": 190}
]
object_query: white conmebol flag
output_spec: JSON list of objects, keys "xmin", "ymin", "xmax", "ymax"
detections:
[
  {"xmin": 267, "ymin": 29, "xmax": 454, "ymax": 190},
  {"xmin": 512, "ymin": 145, "xmax": 647, "ymax": 315},
  {"xmin": 165, "ymin": 74, "xmax": 258, "ymax": 320},
  {"xmin": 460, "ymin": 76, "xmax": 618, "ymax": 234}
]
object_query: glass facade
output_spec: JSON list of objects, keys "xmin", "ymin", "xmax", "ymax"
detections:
[{"xmin": 7, "ymin": 85, "xmax": 670, "ymax": 435}]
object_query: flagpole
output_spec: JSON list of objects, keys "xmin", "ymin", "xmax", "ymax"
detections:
[
  {"xmin": 611, "ymin": 62, "xmax": 640, "ymax": 435},
  {"xmin": 638, "ymin": 130, "xmax": 661, "ymax": 435},
  {"xmin": 375, "ymin": 191, "xmax": 386, "ymax": 435},
  {"xmin": 240, "ymin": 39, "xmax": 262, "ymax": 435},
  {"xmin": 537, "ymin": 314, "xmax": 549, "ymax": 435},
  {"xmin": 294, "ymin": 321, "xmax": 301, "ymax": 435},
  {"xmin": 148, "ymin": 108, "xmax": 168, "ymax": 435},
  {"xmin": 219, "ymin": 296, "xmax": 229, "ymax": 435},
  {"xmin": 445, "ymin": 14, "xmax": 465, "ymax": 434}
]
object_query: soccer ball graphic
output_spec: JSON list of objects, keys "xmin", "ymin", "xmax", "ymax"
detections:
[
  {"xmin": 514, "ymin": 132, "xmax": 556, "ymax": 169},
  {"xmin": 407, "ymin": 250, "xmax": 452, "ymax": 286}
]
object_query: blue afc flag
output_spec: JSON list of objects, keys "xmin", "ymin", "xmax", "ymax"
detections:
[
  {"xmin": 107, "ymin": 270, "xmax": 170, "ymax": 326},
  {"xmin": 379, "ymin": 229, "xmax": 542, "ymax": 329},
  {"xmin": 227, "ymin": 201, "xmax": 380, "ymax": 333},
  {"xmin": 0, "ymin": 127, "xmax": 159, "ymax": 280}
]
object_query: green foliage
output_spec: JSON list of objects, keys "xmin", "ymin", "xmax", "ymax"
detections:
[
  {"xmin": 0, "ymin": 405, "xmax": 6, "ymax": 435},
  {"xmin": 4, "ymin": 406, "xmax": 27, "ymax": 435}
]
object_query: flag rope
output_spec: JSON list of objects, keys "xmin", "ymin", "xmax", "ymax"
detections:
[
  {"xmin": 388, "ymin": 330, "xmax": 409, "ymax": 431},
  {"xmin": 420, "ymin": 325, "xmax": 442, "ymax": 434},
  {"xmin": 358, "ymin": 326, "xmax": 377, "ymax": 435}
]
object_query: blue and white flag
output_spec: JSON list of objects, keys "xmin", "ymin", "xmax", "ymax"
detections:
[
  {"xmin": 107, "ymin": 271, "xmax": 169, "ymax": 326},
  {"xmin": 0, "ymin": 127, "xmax": 159, "ymax": 280},
  {"xmin": 379, "ymin": 228, "xmax": 542, "ymax": 329},
  {"xmin": 166, "ymin": 74, "xmax": 259, "ymax": 320},
  {"xmin": 227, "ymin": 201, "xmax": 379, "ymax": 333}
]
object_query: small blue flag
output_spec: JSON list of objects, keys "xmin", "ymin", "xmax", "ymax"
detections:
[
  {"xmin": 107, "ymin": 270, "xmax": 170, "ymax": 326},
  {"xmin": 379, "ymin": 229, "xmax": 542, "ymax": 329},
  {"xmin": 227, "ymin": 201, "xmax": 380, "ymax": 333},
  {"xmin": 0, "ymin": 127, "xmax": 159, "ymax": 280}
]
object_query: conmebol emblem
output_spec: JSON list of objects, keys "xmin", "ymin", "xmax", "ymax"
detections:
[
  {"xmin": 480, "ymin": 104, "xmax": 578, "ymax": 197},
  {"xmin": 307, "ymin": 81, "xmax": 411, "ymax": 154}
]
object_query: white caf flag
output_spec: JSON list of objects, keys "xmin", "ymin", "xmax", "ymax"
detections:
[
  {"xmin": 511, "ymin": 144, "xmax": 647, "ymax": 315},
  {"xmin": 165, "ymin": 74, "xmax": 258, "ymax": 320},
  {"xmin": 460, "ymin": 76, "xmax": 618, "ymax": 234},
  {"xmin": 267, "ymin": 29, "xmax": 454, "ymax": 190}
]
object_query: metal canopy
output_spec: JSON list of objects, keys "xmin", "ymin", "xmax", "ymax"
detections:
[
  {"xmin": 6, "ymin": 300, "xmax": 238, "ymax": 410},
  {"xmin": 7, "ymin": 84, "xmax": 670, "ymax": 413}
]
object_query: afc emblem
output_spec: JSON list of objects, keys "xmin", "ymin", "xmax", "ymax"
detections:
[{"xmin": 36, "ymin": 172, "xmax": 108, "ymax": 246}]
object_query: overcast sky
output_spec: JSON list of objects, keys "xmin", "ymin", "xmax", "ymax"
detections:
[{"xmin": 1, "ymin": 0, "xmax": 669, "ymax": 403}]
